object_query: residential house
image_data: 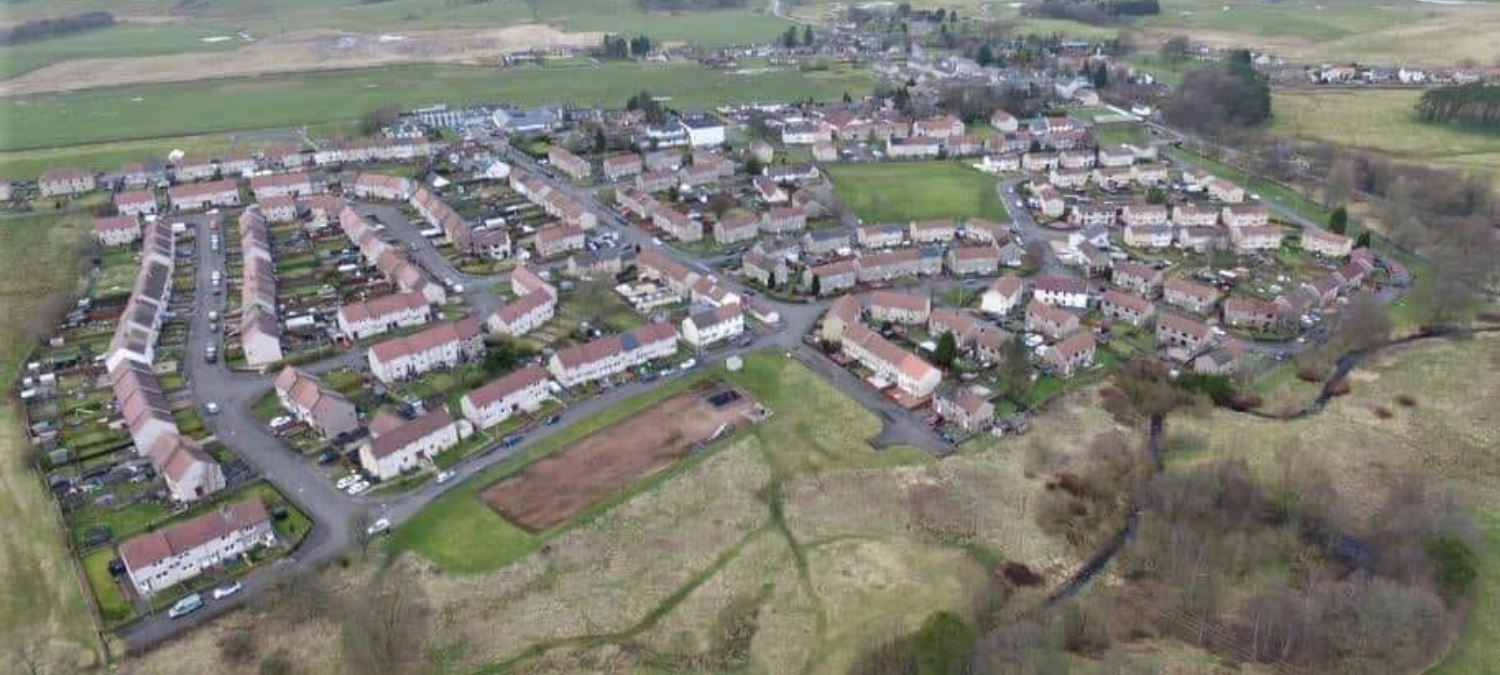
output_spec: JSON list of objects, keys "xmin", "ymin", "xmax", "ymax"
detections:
[
  {"xmin": 964, "ymin": 218, "xmax": 1011, "ymax": 245},
  {"xmin": 866, "ymin": 290, "xmax": 931, "ymax": 325},
  {"xmin": 681, "ymin": 305, "xmax": 745, "ymax": 348},
  {"xmin": 635, "ymin": 169, "xmax": 676, "ymax": 193},
  {"xmin": 1172, "ymin": 203, "xmax": 1220, "ymax": 227},
  {"xmin": 1026, "ymin": 300, "xmax": 1081, "ymax": 340},
  {"xmin": 40, "ymin": 168, "xmax": 96, "ymax": 197},
  {"xmin": 250, "ymin": 171, "xmax": 316, "ymax": 200},
  {"xmin": 1163, "ymin": 277, "xmax": 1220, "ymax": 314},
  {"xmin": 857, "ymin": 247, "xmax": 941, "ymax": 283},
  {"xmin": 1155, "ymin": 312, "xmax": 1213, "ymax": 353},
  {"xmin": 1123, "ymin": 224, "xmax": 1174, "ymax": 249},
  {"xmin": 336, "ymin": 292, "xmax": 432, "ymax": 341},
  {"xmin": 886, "ymin": 136, "xmax": 941, "ymax": 159},
  {"xmin": 946, "ymin": 245, "xmax": 1002, "ymax": 276},
  {"xmin": 1193, "ymin": 341, "xmax": 1245, "ymax": 375},
  {"xmin": 120, "ymin": 499, "xmax": 274, "ymax": 597},
  {"xmin": 1032, "ymin": 274, "xmax": 1089, "ymax": 309},
  {"xmin": 934, "ymin": 384, "xmax": 995, "ymax": 433},
  {"xmin": 990, "ymin": 110, "xmax": 1019, "ymax": 133},
  {"xmin": 273, "ymin": 367, "xmax": 359, "ymax": 440},
  {"xmin": 1223, "ymin": 296, "xmax": 1281, "ymax": 332},
  {"xmin": 168, "ymin": 179, "xmax": 241, "ymax": 211},
  {"xmin": 803, "ymin": 227, "xmax": 850, "ymax": 257},
  {"xmin": 460, "ymin": 364, "xmax": 552, "ymax": 430},
  {"xmin": 754, "ymin": 176, "xmax": 789, "ymax": 203},
  {"xmin": 548, "ymin": 146, "xmax": 592, "ymax": 180},
  {"xmin": 359, "ymin": 409, "xmax": 463, "ymax": 480},
  {"xmin": 1034, "ymin": 185, "xmax": 1065, "ymax": 218},
  {"xmin": 910, "ymin": 219, "xmax": 958, "ymax": 244},
  {"xmin": 368, "ymin": 319, "xmax": 486, "ymax": 383},
  {"xmin": 806, "ymin": 259, "xmax": 858, "ymax": 295},
  {"xmin": 761, "ymin": 206, "xmax": 807, "ymax": 234},
  {"xmin": 547, "ymin": 321, "xmax": 679, "ymax": 387},
  {"xmin": 840, "ymin": 323, "xmax": 943, "ymax": 399},
  {"xmin": 912, "ymin": 114, "xmax": 964, "ymax": 139},
  {"xmin": 981, "ymin": 275, "xmax": 1027, "ymax": 316},
  {"xmin": 714, "ymin": 212, "xmax": 761, "ymax": 245},
  {"xmin": 1302, "ymin": 227, "xmax": 1353, "ymax": 258},
  {"xmin": 94, "ymin": 215, "xmax": 141, "ymax": 247},
  {"xmin": 856, "ymin": 222, "xmax": 906, "ymax": 249},
  {"xmin": 1100, "ymin": 289, "xmax": 1155, "ymax": 326},
  {"xmin": 1231, "ymin": 225, "xmax": 1284, "ymax": 252},
  {"xmin": 115, "ymin": 189, "xmax": 158, "ymax": 217},
  {"xmin": 1046, "ymin": 332, "xmax": 1097, "ymax": 377},
  {"xmin": 535, "ymin": 224, "xmax": 587, "ymax": 258},
  {"xmin": 1222, "ymin": 204, "xmax": 1270, "ymax": 229},
  {"xmin": 603, "ymin": 153, "xmax": 644, "ymax": 181},
  {"xmin": 653, "ymin": 207, "xmax": 703, "ymax": 242},
  {"xmin": 351, "ymin": 173, "xmax": 414, "ymax": 201}
]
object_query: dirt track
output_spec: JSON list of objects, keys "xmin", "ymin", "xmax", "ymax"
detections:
[
  {"xmin": 482, "ymin": 384, "xmax": 759, "ymax": 532},
  {"xmin": 0, "ymin": 24, "xmax": 603, "ymax": 96}
]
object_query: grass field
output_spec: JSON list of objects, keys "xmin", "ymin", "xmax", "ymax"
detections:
[
  {"xmin": 1091, "ymin": 121, "xmax": 1151, "ymax": 147},
  {"xmin": 1170, "ymin": 335, "xmax": 1500, "ymax": 674},
  {"xmin": 0, "ymin": 0, "xmax": 788, "ymax": 81},
  {"xmin": 826, "ymin": 161, "xmax": 1010, "ymax": 224},
  {"xmin": 0, "ymin": 62, "xmax": 871, "ymax": 153},
  {"xmin": 0, "ymin": 208, "xmax": 105, "ymax": 672},
  {"xmin": 1270, "ymin": 89, "xmax": 1500, "ymax": 190}
]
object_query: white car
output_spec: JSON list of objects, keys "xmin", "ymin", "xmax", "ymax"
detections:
[
  {"xmin": 212, "ymin": 581, "xmax": 242, "ymax": 599},
  {"xmin": 203, "ymin": 402, "xmax": 220, "ymax": 415},
  {"xmin": 436, "ymin": 470, "xmax": 457, "ymax": 484},
  {"xmin": 346, "ymin": 480, "xmax": 371, "ymax": 495},
  {"xmin": 679, "ymin": 358, "xmax": 697, "ymax": 372},
  {"xmin": 269, "ymin": 415, "xmax": 293, "ymax": 429},
  {"xmin": 335, "ymin": 475, "xmax": 360, "ymax": 490},
  {"xmin": 365, "ymin": 518, "xmax": 392, "ymax": 536}
]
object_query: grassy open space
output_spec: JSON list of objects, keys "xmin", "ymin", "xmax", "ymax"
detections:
[
  {"xmin": 1163, "ymin": 145, "xmax": 1332, "ymax": 225},
  {"xmin": 1170, "ymin": 334, "xmax": 1500, "ymax": 674},
  {"xmin": 1091, "ymin": 121, "xmax": 1151, "ymax": 147},
  {"xmin": 0, "ymin": 208, "xmax": 105, "ymax": 671},
  {"xmin": 826, "ymin": 161, "xmax": 1010, "ymax": 224},
  {"xmin": 1, "ymin": 62, "xmax": 871, "ymax": 153},
  {"xmin": 1270, "ymin": 89, "xmax": 1500, "ymax": 190}
]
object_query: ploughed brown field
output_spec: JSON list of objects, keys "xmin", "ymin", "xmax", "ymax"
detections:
[{"xmin": 481, "ymin": 382, "xmax": 762, "ymax": 531}]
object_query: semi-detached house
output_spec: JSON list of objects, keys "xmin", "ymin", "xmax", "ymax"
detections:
[
  {"xmin": 368, "ymin": 319, "xmax": 485, "ymax": 383},
  {"xmin": 681, "ymin": 305, "xmax": 745, "ymax": 348},
  {"xmin": 547, "ymin": 321, "xmax": 678, "ymax": 387},
  {"xmin": 119, "ymin": 499, "xmax": 275, "ymax": 597},
  {"xmin": 460, "ymin": 363, "xmax": 552, "ymax": 430},
  {"xmin": 359, "ymin": 408, "xmax": 464, "ymax": 480},
  {"xmin": 337, "ymin": 292, "xmax": 432, "ymax": 341},
  {"xmin": 273, "ymin": 367, "xmax": 360, "ymax": 440},
  {"xmin": 168, "ymin": 179, "xmax": 241, "ymax": 211}
]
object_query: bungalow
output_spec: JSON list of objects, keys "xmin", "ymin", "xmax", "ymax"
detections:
[
  {"xmin": 1222, "ymin": 204, "xmax": 1270, "ymax": 229},
  {"xmin": 273, "ymin": 367, "xmax": 359, "ymax": 440},
  {"xmin": 359, "ymin": 409, "xmax": 463, "ymax": 480},
  {"xmin": 754, "ymin": 176, "xmax": 789, "ymax": 203},
  {"xmin": 1112, "ymin": 261, "xmax": 1164, "ymax": 296},
  {"xmin": 1155, "ymin": 312, "xmax": 1213, "ymax": 353},
  {"xmin": 603, "ymin": 153, "xmax": 644, "ymax": 181},
  {"xmin": 1123, "ymin": 224, "xmax": 1174, "ymax": 249},
  {"xmin": 1026, "ymin": 300, "xmax": 1081, "ymax": 340},
  {"xmin": 336, "ymin": 292, "xmax": 432, "ymax": 340},
  {"xmin": 1301, "ymin": 226, "xmax": 1353, "ymax": 258},
  {"xmin": 535, "ymin": 224, "xmax": 587, "ymax": 258},
  {"xmin": 714, "ymin": 212, "xmax": 761, "ymax": 245},
  {"xmin": 761, "ymin": 206, "xmax": 808, "ymax": 234},
  {"xmin": 168, "ymin": 179, "xmax": 241, "ymax": 211},
  {"xmin": 806, "ymin": 259, "xmax": 859, "ymax": 295},
  {"xmin": 115, "ymin": 189, "xmax": 158, "ymax": 217},
  {"xmin": 460, "ymin": 364, "xmax": 552, "ymax": 430},
  {"xmin": 1171, "ymin": 203, "xmax": 1220, "ymax": 227},
  {"xmin": 1032, "ymin": 274, "xmax": 1089, "ymax": 309},
  {"xmin": 840, "ymin": 323, "xmax": 943, "ymax": 399},
  {"xmin": 548, "ymin": 146, "xmax": 592, "ymax": 180},
  {"xmin": 910, "ymin": 219, "xmax": 958, "ymax": 244},
  {"xmin": 94, "ymin": 215, "xmax": 141, "ymax": 247},
  {"xmin": 1100, "ymin": 289, "xmax": 1155, "ymax": 326},
  {"xmin": 681, "ymin": 305, "xmax": 745, "ymax": 348},
  {"xmin": 119, "ymin": 498, "xmax": 273, "ymax": 597},
  {"xmin": 857, "ymin": 222, "xmax": 907, "ymax": 249},
  {"xmin": 867, "ymin": 290, "xmax": 931, "ymax": 325},
  {"xmin": 934, "ymin": 384, "xmax": 995, "ymax": 433},
  {"xmin": 40, "ymin": 168, "xmax": 96, "ymax": 197},
  {"xmin": 367, "ymin": 319, "xmax": 486, "ymax": 383},
  {"xmin": 981, "ymin": 275, "xmax": 1027, "ymax": 316},
  {"xmin": 547, "ymin": 321, "xmax": 679, "ymax": 387},
  {"xmin": 1223, "ymin": 296, "xmax": 1281, "ymax": 331},
  {"xmin": 1046, "ymin": 332, "xmax": 1097, "ymax": 377},
  {"xmin": 886, "ymin": 136, "xmax": 942, "ymax": 159},
  {"xmin": 1163, "ymin": 277, "xmax": 1220, "ymax": 314},
  {"xmin": 946, "ymin": 245, "xmax": 1002, "ymax": 276}
]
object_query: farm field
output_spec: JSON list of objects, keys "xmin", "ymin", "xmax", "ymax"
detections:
[
  {"xmin": 1269, "ymin": 89, "xmax": 1500, "ymax": 190},
  {"xmin": 127, "ymin": 351, "xmax": 1095, "ymax": 674},
  {"xmin": 0, "ymin": 0, "xmax": 789, "ymax": 82},
  {"xmin": 481, "ymin": 383, "xmax": 764, "ymax": 531},
  {"xmin": 1136, "ymin": 0, "xmax": 1500, "ymax": 65},
  {"xmin": 826, "ymin": 161, "xmax": 1011, "ymax": 224},
  {"xmin": 1169, "ymin": 334, "xmax": 1500, "ymax": 675},
  {"xmin": 0, "ymin": 62, "xmax": 873, "ymax": 153},
  {"xmin": 0, "ymin": 209, "xmax": 105, "ymax": 673}
]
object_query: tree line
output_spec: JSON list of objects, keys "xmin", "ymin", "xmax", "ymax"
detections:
[
  {"xmin": 633, "ymin": 0, "xmax": 745, "ymax": 11},
  {"xmin": 1416, "ymin": 83, "xmax": 1500, "ymax": 129},
  {"xmin": 0, "ymin": 11, "xmax": 114, "ymax": 46},
  {"xmin": 1162, "ymin": 49, "xmax": 1272, "ymax": 132},
  {"xmin": 601, "ymin": 34, "xmax": 653, "ymax": 59},
  {"xmin": 1026, "ymin": 0, "xmax": 1160, "ymax": 25}
]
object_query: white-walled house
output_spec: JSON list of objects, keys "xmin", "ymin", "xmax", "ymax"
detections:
[
  {"xmin": 119, "ymin": 499, "xmax": 275, "ymax": 597},
  {"xmin": 460, "ymin": 364, "xmax": 552, "ymax": 430},
  {"xmin": 358, "ymin": 408, "xmax": 464, "ymax": 480},
  {"xmin": 680, "ymin": 305, "xmax": 745, "ymax": 348}
]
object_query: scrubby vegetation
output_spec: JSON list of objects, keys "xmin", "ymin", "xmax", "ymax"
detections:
[{"xmin": 1418, "ymin": 83, "xmax": 1500, "ymax": 130}]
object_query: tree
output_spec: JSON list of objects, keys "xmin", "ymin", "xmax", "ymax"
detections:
[
  {"xmin": 934, "ymin": 331, "xmax": 958, "ymax": 367},
  {"xmin": 996, "ymin": 337, "xmax": 1033, "ymax": 400},
  {"xmin": 913, "ymin": 611, "xmax": 973, "ymax": 674},
  {"xmin": 744, "ymin": 156, "xmax": 762, "ymax": 177},
  {"xmin": 803, "ymin": 25, "xmax": 814, "ymax": 46},
  {"xmin": 1324, "ymin": 158, "xmax": 1356, "ymax": 208},
  {"xmin": 1428, "ymin": 535, "xmax": 1478, "ymax": 596},
  {"xmin": 359, "ymin": 104, "xmax": 400, "ymax": 136},
  {"xmin": 1328, "ymin": 204, "xmax": 1349, "ymax": 234},
  {"xmin": 341, "ymin": 570, "xmax": 429, "ymax": 675},
  {"xmin": 810, "ymin": 273, "xmax": 822, "ymax": 296},
  {"xmin": 1091, "ymin": 62, "xmax": 1109, "ymax": 89},
  {"xmin": 782, "ymin": 26, "xmax": 798, "ymax": 48},
  {"xmin": 629, "ymin": 35, "xmax": 651, "ymax": 56},
  {"xmin": 1159, "ymin": 35, "xmax": 1189, "ymax": 63},
  {"xmin": 1356, "ymin": 230, "xmax": 1372, "ymax": 247},
  {"xmin": 1145, "ymin": 186, "xmax": 1166, "ymax": 204},
  {"xmin": 1162, "ymin": 51, "xmax": 1271, "ymax": 133},
  {"xmin": 976, "ymin": 44, "xmax": 994, "ymax": 67}
]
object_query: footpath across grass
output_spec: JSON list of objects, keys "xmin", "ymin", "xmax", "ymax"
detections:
[{"xmin": 827, "ymin": 161, "xmax": 1010, "ymax": 224}]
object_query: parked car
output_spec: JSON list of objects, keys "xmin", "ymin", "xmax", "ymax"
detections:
[
  {"xmin": 345, "ymin": 480, "xmax": 371, "ymax": 495},
  {"xmin": 335, "ymin": 475, "xmax": 360, "ymax": 490},
  {"xmin": 365, "ymin": 518, "xmax": 392, "ymax": 537},
  {"xmin": 316, "ymin": 449, "xmax": 338, "ymax": 465},
  {"xmin": 546, "ymin": 414, "xmax": 562, "ymax": 426},
  {"xmin": 212, "ymin": 581, "xmax": 242, "ymax": 599},
  {"xmin": 435, "ymin": 470, "xmax": 456, "ymax": 484},
  {"xmin": 168, "ymin": 593, "xmax": 204, "ymax": 619},
  {"xmin": 203, "ymin": 401, "xmax": 220, "ymax": 415},
  {"xmin": 269, "ymin": 415, "xmax": 293, "ymax": 429},
  {"xmin": 501, "ymin": 434, "xmax": 525, "ymax": 449}
]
